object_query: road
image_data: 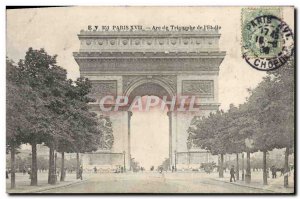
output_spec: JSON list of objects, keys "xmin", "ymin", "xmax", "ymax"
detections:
[{"xmin": 40, "ymin": 172, "xmax": 273, "ymax": 193}]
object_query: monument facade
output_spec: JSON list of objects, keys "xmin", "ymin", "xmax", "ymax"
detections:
[{"xmin": 73, "ymin": 29, "xmax": 226, "ymax": 170}]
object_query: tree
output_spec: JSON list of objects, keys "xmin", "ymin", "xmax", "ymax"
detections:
[
  {"xmin": 188, "ymin": 56, "xmax": 294, "ymax": 187},
  {"xmin": 187, "ymin": 103, "xmax": 259, "ymax": 180},
  {"xmin": 248, "ymin": 57, "xmax": 294, "ymax": 186},
  {"xmin": 220, "ymin": 104, "xmax": 253, "ymax": 181},
  {"xmin": 187, "ymin": 110, "xmax": 228, "ymax": 177},
  {"xmin": 247, "ymin": 78, "xmax": 277, "ymax": 185},
  {"xmin": 7, "ymin": 59, "xmax": 23, "ymax": 188},
  {"xmin": 16, "ymin": 48, "xmax": 70, "ymax": 185},
  {"xmin": 161, "ymin": 158, "xmax": 170, "ymax": 171},
  {"xmin": 56, "ymin": 77, "xmax": 106, "ymax": 180},
  {"xmin": 15, "ymin": 48, "xmax": 101, "ymax": 184},
  {"xmin": 227, "ymin": 104, "xmax": 259, "ymax": 183},
  {"xmin": 6, "ymin": 58, "xmax": 46, "ymax": 187},
  {"xmin": 268, "ymin": 58, "xmax": 294, "ymax": 188},
  {"xmin": 7, "ymin": 48, "xmax": 110, "ymax": 186}
]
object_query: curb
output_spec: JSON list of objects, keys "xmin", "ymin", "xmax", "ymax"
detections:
[
  {"xmin": 35, "ymin": 179, "xmax": 88, "ymax": 193},
  {"xmin": 212, "ymin": 178, "xmax": 286, "ymax": 193},
  {"xmin": 9, "ymin": 179, "xmax": 88, "ymax": 194}
]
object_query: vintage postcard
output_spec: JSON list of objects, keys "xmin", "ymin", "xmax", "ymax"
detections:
[{"xmin": 6, "ymin": 6, "xmax": 295, "ymax": 194}]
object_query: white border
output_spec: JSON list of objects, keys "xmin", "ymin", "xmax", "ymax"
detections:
[{"xmin": 1, "ymin": 1, "xmax": 298, "ymax": 199}]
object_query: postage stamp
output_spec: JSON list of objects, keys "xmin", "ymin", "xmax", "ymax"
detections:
[{"xmin": 241, "ymin": 8, "xmax": 294, "ymax": 71}]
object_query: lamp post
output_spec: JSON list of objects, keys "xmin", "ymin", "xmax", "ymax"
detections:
[
  {"xmin": 174, "ymin": 150, "xmax": 177, "ymax": 171},
  {"xmin": 242, "ymin": 152, "xmax": 245, "ymax": 181},
  {"xmin": 54, "ymin": 152, "xmax": 57, "ymax": 183},
  {"xmin": 123, "ymin": 151, "xmax": 126, "ymax": 172},
  {"xmin": 245, "ymin": 138, "xmax": 254, "ymax": 184}
]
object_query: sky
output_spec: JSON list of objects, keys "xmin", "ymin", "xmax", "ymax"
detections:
[
  {"xmin": 6, "ymin": 6, "xmax": 283, "ymax": 110},
  {"xmin": 6, "ymin": 7, "xmax": 294, "ymax": 168}
]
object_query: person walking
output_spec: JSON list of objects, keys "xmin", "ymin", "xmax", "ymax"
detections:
[
  {"xmin": 267, "ymin": 168, "xmax": 270, "ymax": 178},
  {"xmin": 79, "ymin": 166, "xmax": 83, "ymax": 180},
  {"xmin": 230, "ymin": 165, "xmax": 236, "ymax": 182},
  {"xmin": 271, "ymin": 165, "xmax": 277, "ymax": 179},
  {"xmin": 27, "ymin": 168, "xmax": 32, "ymax": 179},
  {"xmin": 22, "ymin": 167, "xmax": 26, "ymax": 175},
  {"xmin": 159, "ymin": 166, "xmax": 163, "ymax": 174}
]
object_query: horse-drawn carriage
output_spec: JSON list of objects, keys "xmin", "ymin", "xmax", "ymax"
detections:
[{"xmin": 200, "ymin": 162, "xmax": 217, "ymax": 173}]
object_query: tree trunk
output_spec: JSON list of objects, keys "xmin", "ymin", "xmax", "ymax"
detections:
[
  {"xmin": 54, "ymin": 152, "xmax": 57, "ymax": 177},
  {"xmin": 30, "ymin": 142, "xmax": 38, "ymax": 186},
  {"xmin": 48, "ymin": 144, "xmax": 56, "ymax": 184},
  {"xmin": 48, "ymin": 147, "xmax": 51, "ymax": 183},
  {"xmin": 10, "ymin": 144, "xmax": 16, "ymax": 189},
  {"xmin": 60, "ymin": 152, "xmax": 65, "ymax": 181},
  {"xmin": 245, "ymin": 151, "xmax": 251, "ymax": 184},
  {"xmin": 219, "ymin": 154, "xmax": 224, "ymax": 178},
  {"xmin": 76, "ymin": 153, "xmax": 80, "ymax": 179},
  {"xmin": 263, "ymin": 151, "xmax": 267, "ymax": 185},
  {"xmin": 242, "ymin": 153, "xmax": 245, "ymax": 181},
  {"xmin": 284, "ymin": 147, "xmax": 289, "ymax": 188},
  {"xmin": 236, "ymin": 153, "xmax": 239, "ymax": 180}
]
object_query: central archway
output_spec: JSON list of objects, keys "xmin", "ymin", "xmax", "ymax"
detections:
[
  {"xmin": 130, "ymin": 96, "xmax": 169, "ymax": 171},
  {"xmin": 125, "ymin": 80, "xmax": 174, "ymax": 171}
]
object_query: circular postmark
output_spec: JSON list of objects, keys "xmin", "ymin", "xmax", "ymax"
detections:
[{"xmin": 242, "ymin": 15, "xmax": 294, "ymax": 71}]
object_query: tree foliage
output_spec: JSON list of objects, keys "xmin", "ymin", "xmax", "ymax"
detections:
[
  {"xmin": 7, "ymin": 48, "xmax": 110, "ymax": 186},
  {"xmin": 187, "ymin": 58, "xmax": 294, "ymax": 154}
]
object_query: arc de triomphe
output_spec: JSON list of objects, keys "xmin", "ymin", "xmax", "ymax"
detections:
[{"xmin": 73, "ymin": 29, "xmax": 225, "ymax": 170}]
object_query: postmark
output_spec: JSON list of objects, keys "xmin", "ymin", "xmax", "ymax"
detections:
[{"xmin": 242, "ymin": 14, "xmax": 294, "ymax": 71}]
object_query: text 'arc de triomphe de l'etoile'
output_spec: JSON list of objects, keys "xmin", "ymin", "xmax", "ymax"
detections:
[{"xmin": 73, "ymin": 29, "xmax": 225, "ymax": 170}]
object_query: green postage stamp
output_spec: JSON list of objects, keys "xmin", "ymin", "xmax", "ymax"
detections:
[{"xmin": 241, "ymin": 7, "xmax": 294, "ymax": 71}]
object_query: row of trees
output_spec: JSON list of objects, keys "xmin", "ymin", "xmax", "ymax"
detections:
[
  {"xmin": 187, "ymin": 58, "xmax": 294, "ymax": 187},
  {"xmin": 6, "ymin": 155, "xmax": 80, "ymax": 173},
  {"xmin": 7, "ymin": 48, "xmax": 113, "ymax": 188}
]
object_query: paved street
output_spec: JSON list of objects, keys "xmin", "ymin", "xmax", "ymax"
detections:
[
  {"xmin": 7, "ymin": 171, "xmax": 294, "ymax": 194},
  {"xmin": 38, "ymin": 172, "xmax": 274, "ymax": 193}
]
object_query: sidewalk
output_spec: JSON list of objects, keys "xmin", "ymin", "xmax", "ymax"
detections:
[
  {"xmin": 6, "ymin": 172, "xmax": 88, "ymax": 194},
  {"xmin": 212, "ymin": 170, "xmax": 294, "ymax": 193}
]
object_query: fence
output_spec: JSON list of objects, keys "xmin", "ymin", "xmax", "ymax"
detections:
[
  {"xmin": 175, "ymin": 151, "xmax": 213, "ymax": 170},
  {"xmin": 82, "ymin": 151, "xmax": 126, "ymax": 172}
]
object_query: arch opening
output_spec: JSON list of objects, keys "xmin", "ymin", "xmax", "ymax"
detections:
[{"xmin": 127, "ymin": 82, "xmax": 172, "ymax": 171}]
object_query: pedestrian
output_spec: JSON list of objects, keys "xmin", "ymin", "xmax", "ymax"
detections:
[
  {"xmin": 172, "ymin": 165, "xmax": 175, "ymax": 172},
  {"xmin": 64, "ymin": 168, "xmax": 67, "ymax": 179},
  {"xmin": 230, "ymin": 165, "xmax": 236, "ymax": 182},
  {"xmin": 28, "ymin": 168, "xmax": 32, "ymax": 179},
  {"xmin": 280, "ymin": 168, "xmax": 284, "ymax": 176},
  {"xmin": 159, "ymin": 166, "xmax": 163, "ymax": 174},
  {"xmin": 271, "ymin": 166, "xmax": 277, "ymax": 179},
  {"xmin": 79, "ymin": 166, "xmax": 83, "ymax": 180},
  {"xmin": 6, "ymin": 170, "xmax": 9, "ymax": 179},
  {"xmin": 23, "ymin": 167, "xmax": 26, "ymax": 175}
]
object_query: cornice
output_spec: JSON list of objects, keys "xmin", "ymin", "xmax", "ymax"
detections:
[
  {"xmin": 78, "ymin": 30, "xmax": 221, "ymax": 39},
  {"xmin": 88, "ymin": 102, "xmax": 220, "ymax": 112},
  {"xmin": 80, "ymin": 71, "xmax": 220, "ymax": 76},
  {"xmin": 73, "ymin": 51, "xmax": 226, "ymax": 59}
]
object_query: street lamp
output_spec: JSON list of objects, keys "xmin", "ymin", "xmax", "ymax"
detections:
[
  {"xmin": 245, "ymin": 138, "xmax": 254, "ymax": 184},
  {"xmin": 123, "ymin": 151, "xmax": 126, "ymax": 172}
]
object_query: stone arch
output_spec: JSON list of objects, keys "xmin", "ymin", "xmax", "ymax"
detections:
[{"xmin": 123, "ymin": 78, "xmax": 175, "ymax": 103}]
